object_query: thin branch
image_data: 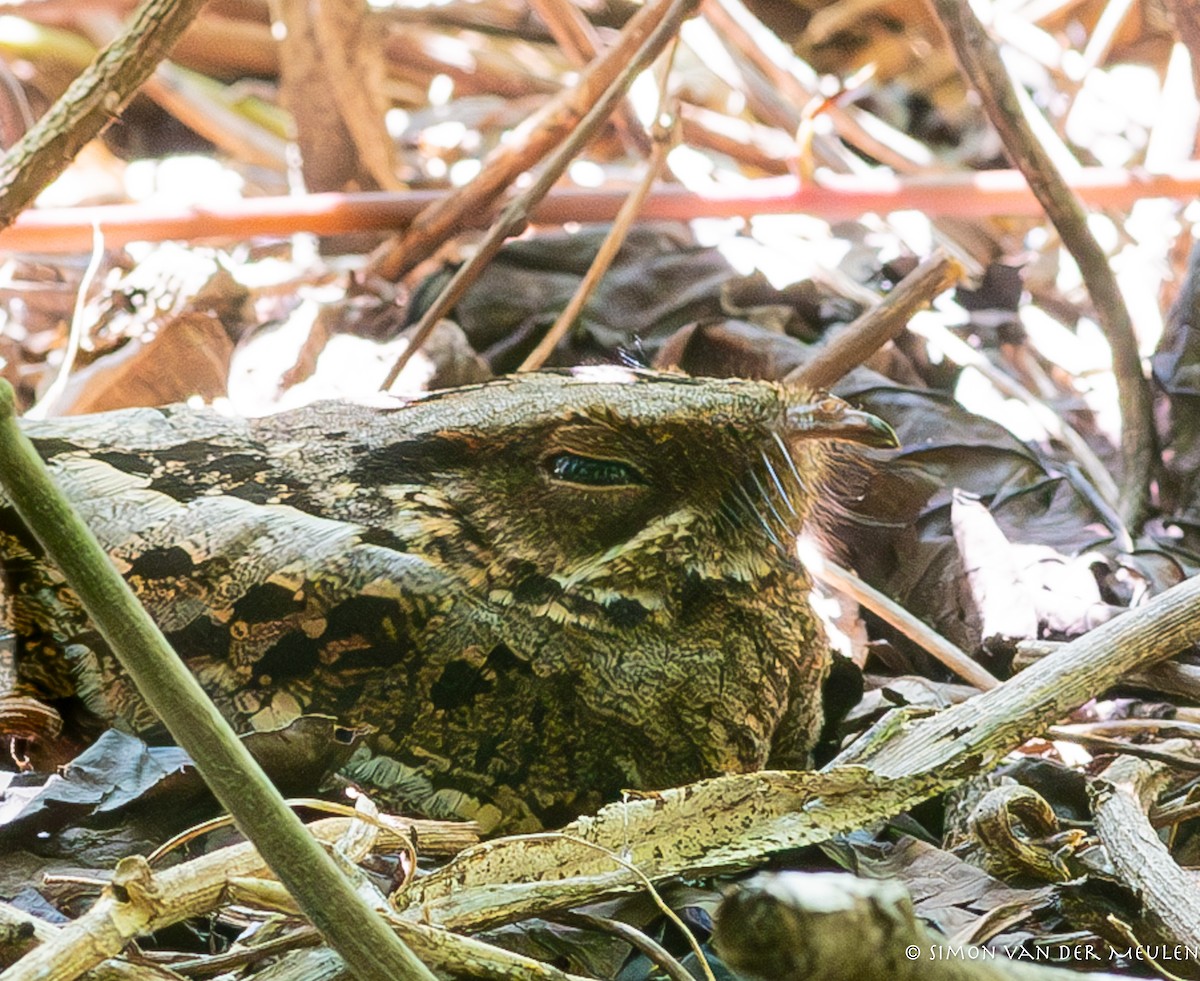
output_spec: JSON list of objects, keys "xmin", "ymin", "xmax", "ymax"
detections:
[
  {"xmin": 518, "ymin": 103, "xmax": 678, "ymax": 370},
  {"xmin": 785, "ymin": 250, "xmax": 963, "ymax": 391},
  {"xmin": 378, "ymin": 0, "xmax": 699, "ymax": 390},
  {"xmin": 525, "ymin": 0, "xmax": 650, "ymax": 154},
  {"xmin": 928, "ymin": 0, "xmax": 1156, "ymax": 528},
  {"xmin": 703, "ymin": 0, "xmax": 926, "ymax": 174},
  {"xmin": 555, "ymin": 912, "xmax": 696, "ymax": 981},
  {"xmin": 364, "ymin": 0, "xmax": 694, "ymax": 283},
  {"xmin": 805, "ymin": 553, "xmax": 1001, "ymax": 691},
  {"xmin": 1077, "ymin": 0, "xmax": 1138, "ymax": 76},
  {"xmin": 0, "ymin": 0, "xmax": 211, "ymax": 230}
]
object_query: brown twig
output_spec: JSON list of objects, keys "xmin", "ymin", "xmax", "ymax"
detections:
[
  {"xmin": 518, "ymin": 107, "xmax": 678, "ymax": 370},
  {"xmin": 677, "ymin": 104, "xmax": 792, "ymax": 174},
  {"xmin": 382, "ymin": 25, "xmax": 561, "ymax": 101},
  {"xmin": 906, "ymin": 317, "xmax": 1125, "ymax": 519},
  {"xmin": 0, "ymin": 0, "xmax": 211, "ymax": 231},
  {"xmin": 142, "ymin": 63, "xmax": 288, "ymax": 171},
  {"xmin": 524, "ymin": 0, "xmax": 598, "ymax": 64},
  {"xmin": 525, "ymin": 0, "xmax": 650, "ymax": 155},
  {"xmin": 695, "ymin": 0, "xmax": 816, "ymax": 155},
  {"xmin": 364, "ymin": 0, "xmax": 693, "ymax": 284},
  {"xmin": 785, "ymin": 250, "xmax": 963, "ymax": 391},
  {"xmin": 1048, "ymin": 726, "xmax": 1200, "ymax": 771},
  {"xmin": 805, "ymin": 553, "xmax": 1001, "ymax": 691},
  {"xmin": 378, "ymin": 0, "xmax": 699, "ymax": 390},
  {"xmin": 928, "ymin": 0, "xmax": 1156, "ymax": 528},
  {"xmin": 702, "ymin": 0, "xmax": 929, "ymax": 174},
  {"xmin": 272, "ymin": 0, "xmax": 400, "ymax": 193}
]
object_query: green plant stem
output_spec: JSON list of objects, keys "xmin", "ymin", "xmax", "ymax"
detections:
[{"xmin": 0, "ymin": 379, "xmax": 436, "ymax": 981}]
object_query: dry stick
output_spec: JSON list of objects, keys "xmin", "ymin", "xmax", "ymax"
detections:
[
  {"xmin": 1089, "ymin": 753, "xmax": 1200, "ymax": 965},
  {"xmin": 166, "ymin": 928, "xmax": 324, "ymax": 976},
  {"xmin": 805, "ymin": 0, "xmax": 890, "ymax": 45},
  {"xmin": 525, "ymin": 0, "xmax": 650, "ymax": 156},
  {"xmin": 928, "ymin": 0, "xmax": 1155, "ymax": 528},
  {"xmin": 365, "ymin": 0, "xmax": 691, "ymax": 285},
  {"xmin": 677, "ymin": 105, "xmax": 792, "ymax": 175},
  {"xmin": 219, "ymin": 875, "xmax": 600, "ymax": 981},
  {"xmin": 142, "ymin": 62, "xmax": 289, "ymax": 171},
  {"xmin": 972, "ymin": 8, "xmax": 1063, "ymax": 76},
  {"xmin": 143, "ymin": 798, "xmax": 477, "ymax": 864},
  {"xmin": 548, "ymin": 56, "xmax": 787, "ymax": 175},
  {"xmin": 837, "ymin": 573, "xmax": 1200, "ymax": 779},
  {"xmin": 271, "ymin": 0, "xmax": 401, "ymax": 195},
  {"xmin": 781, "ymin": 253, "xmax": 1110, "ymax": 521},
  {"xmin": 703, "ymin": 0, "xmax": 931, "ymax": 175},
  {"xmin": 806, "ymin": 556, "xmax": 1000, "ymax": 691},
  {"xmin": 696, "ymin": 0, "xmax": 826, "ymax": 159},
  {"xmin": 379, "ymin": 0, "xmax": 699, "ymax": 390},
  {"xmin": 0, "ymin": 816, "xmax": 452, "ymax": 981},
  {"xmin": 906, "ymin": 318, "xmax": 1124, "ymax": 517},
  {"xmin": 518, "ymin": 114, "xmax": 678, "ymax": 371},
  {"xmin": 377, "ymin": 915, "xmax": 598, "ymax": 981},
  {"xmin": 525, "ymin": 0, "xmax": 597, "ymax": 65},
  {"xmin": 1151, "ymin": 797, "xmax": 1200, "ymax": 831},
  {"xmin": 75, "ymin": 8, "xmax": 289, "ymax": 170},
  {"xmin": 0, "ymin": 384, "xmax": 436, "ymax": 981},
  {"xmin": 382, "ymin": 26, "xmax": 561, "ymax": 102},
  {"xmin": 687, "ymin": 0, "xmax": 982, "ymax": 278},
  {"xmin": 556, "ymin": 912, "xmax": 695, "ymax": 981},
  {"xmin": 0, "ymin": 0, "xmax": 209, "ymax": 230},
  {"xmin": 784, "ymin": 250, "xmax": 963, "ymax": 391},
  {"xmin": 1017, "ymin": 640, "xmax": 1200, "ymax": 706},
  {"xmin": 1048, "ymin": 727, "xmax": 1200, "ymax": 772}
]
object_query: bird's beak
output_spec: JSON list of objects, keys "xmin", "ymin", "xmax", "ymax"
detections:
[{"xmin": 786, "ymin": 398, "xmax": 899, "ymax": 448}]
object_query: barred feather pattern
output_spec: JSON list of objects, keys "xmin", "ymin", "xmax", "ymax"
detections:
[{"xmin": 0, "ymin": 368, "xmax": 893, "ymax": 831}]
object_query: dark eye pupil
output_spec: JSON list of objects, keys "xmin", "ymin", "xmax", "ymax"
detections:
[{"xmin": 549, "ymin": 453, "xmax": 643, "ymax": 486}]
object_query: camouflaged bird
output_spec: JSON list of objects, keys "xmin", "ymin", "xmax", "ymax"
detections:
[{"xmin": 0, "ymin": 367, "xmax": 895, "ymax": 831}]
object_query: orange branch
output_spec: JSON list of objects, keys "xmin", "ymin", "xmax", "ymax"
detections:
[{"xmin": 3, "ymin": 165, "xmax": 1199, "ymax": 253}]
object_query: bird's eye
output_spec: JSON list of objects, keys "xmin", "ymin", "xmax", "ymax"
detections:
[{"xmin": 547, "ymin": 452, "xmax": 645, "ymax": 487}]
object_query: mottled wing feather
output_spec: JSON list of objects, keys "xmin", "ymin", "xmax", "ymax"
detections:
[{"xmin": 1, "ymin": 447, "xmax": 456, "ymax": 740}]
